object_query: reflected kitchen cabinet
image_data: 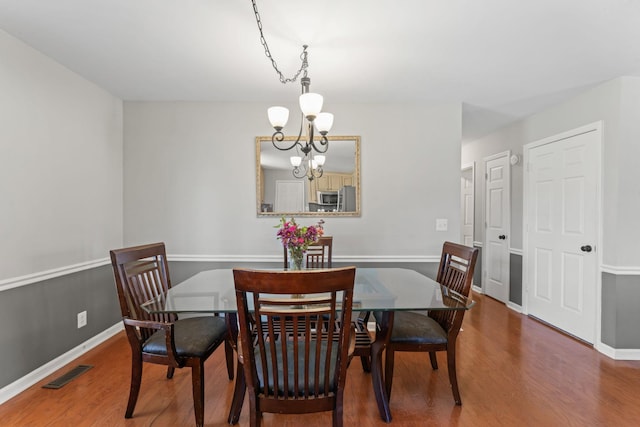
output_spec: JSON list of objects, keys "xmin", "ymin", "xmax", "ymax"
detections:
[{"xmin": 309, "ymin": 172, "xmax": 355, "ymax": 201}]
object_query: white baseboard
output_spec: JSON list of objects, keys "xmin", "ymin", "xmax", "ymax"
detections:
[
  {"xmin": 472, "ymin": 285, "xmax": 483, "ymax": 294},
  {"xmin": 596, "ymin": 342, "xmax": 640, "ymax": 360},
  {"xmin": 0, "ymin": 322, "xmax": 123, "ymax": 405}
]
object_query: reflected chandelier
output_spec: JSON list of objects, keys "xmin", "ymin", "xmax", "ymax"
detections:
[{"xmin": 252, "ymin": 0, "xmax": 334, "ymax": 181}]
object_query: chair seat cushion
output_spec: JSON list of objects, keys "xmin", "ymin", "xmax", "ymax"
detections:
[
  {"xmin": 376, "ymin": 311, "xmax": 448, "ymax": 345},
  {"xmin": 254, "ymin": 339, "xmax": 338, "ymax": 396},
  {"xmin": 142, "ymin": 316, "xmax": 227, "ymax": 358}
]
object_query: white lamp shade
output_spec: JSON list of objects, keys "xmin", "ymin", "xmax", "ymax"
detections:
[
  {"xmin": 290, "ymin": 156, "xmax": 302, "ymax": 167},
  {"xmin": 311, "ymin": 159, "xmax": 318, "ymax": 169},
  {"xmin": 268, "ymin": 106, "xmax": 289, "ymax": 129},
  {"xmin": 314, "ymin": 155, "xmax": 326, "ymax": 166},
  {"xmin": 314, "ymin": 112, "xmax": 334, "ymax": 133},
  {"xmin": 299, "ymin": 93, "xmax": 323, "ymax": 118}
]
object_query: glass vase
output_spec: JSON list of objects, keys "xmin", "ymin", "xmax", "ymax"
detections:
[{"xmin": 288, "ymin": 248, "xmax": 305, "ymax": 270}]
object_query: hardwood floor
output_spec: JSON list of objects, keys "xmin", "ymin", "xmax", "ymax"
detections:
[{"xmin": 2, "ymin": 294, "xmax": 640, "ymax": 426}]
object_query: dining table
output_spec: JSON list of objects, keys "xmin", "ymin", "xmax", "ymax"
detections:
[{"xmin": 141, "ymin": 267, "xmax": 474, "ymax": 423}]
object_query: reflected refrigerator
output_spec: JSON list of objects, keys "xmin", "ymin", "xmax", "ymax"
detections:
[{"xmin": 337, "ymin": 186, "xmax": 356, "ymax": 212}]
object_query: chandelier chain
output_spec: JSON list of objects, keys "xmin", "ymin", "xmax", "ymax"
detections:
[{"xmin": 252, "ymin": 0, "xmax": 308, "ymax": 84}]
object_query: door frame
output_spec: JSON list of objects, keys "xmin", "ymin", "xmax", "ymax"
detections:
[
  {"xmin": 522, "ymin": 121, "xmax": 603, "ymax": 347},
  {"xmin": 482, "ymin": 150, "xmax": 511, "ymax": 303},
  {"xmin": 461, "ymin": 162, "xmax": 475, "ymax": 246}
]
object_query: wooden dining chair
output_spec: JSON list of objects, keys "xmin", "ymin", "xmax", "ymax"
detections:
[
  {"xmin": 374, "ymin": 241, "xmax": 478, "ymax": 406},
  {"xmin": 233, "ymin": 267, "xmax": 356, "ymax": 427},
  {"xmin": 110, "ymin": 242, "xmax": 232, "ymax": 427},
  {"xmin": 283, "ymin": 235, "xmax": 333, "ymax": 269}
]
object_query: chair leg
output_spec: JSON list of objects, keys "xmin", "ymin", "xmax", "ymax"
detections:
[
  {"xmin": 191, "ymin": 361, "xmax": 205, "ymax": 427},
  {"xmin": 446, "ymin": 347, "xmax": 462, "ymax": 405},
  {"xmin": 360, "ymin": 355, "xmax": 371, "ymax": 372},
  {"xmin": 228, "ymin": 362, "xmax": 246, "ymax": 424},
  {"xmin": 384, "ymin": 347, "xmax": 395, "ymax": 401},
  {"xmin": 166, "ymin": 366, "xmax": 175, "ymax": 379},
  {"xmin": 125, "ymin": 355, "xmax": 143, "ymax": 418},
  {"xmin": 248, "ymin": 393, "xmax": 260, "ymax": 427},
  {"xmin": 371, "ymin": 339, "xmax": 392, "ymax": 422},
  {"xmin": 225, "ymin": 339, "xmax": 234, "ymax": 380},
  {"xmin": 333, "ymin": 392, "xmax": 344, "ymax": 427},
  {"xmin": 429, "ymin": 351, "xmax": 438, "ymax": 370}
]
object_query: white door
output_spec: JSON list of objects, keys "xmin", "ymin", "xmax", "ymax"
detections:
[
  {"xmin": 484, "ymin": 152, "xmax": 510, "ymax": 303},
  {"xmin": 461, "ymin": 165, "xmax": 474, "ymax": 247},
  {"xmin": 525, "ymin": 126, "xmax": 599, "ymax": 344},
  {"xmin": 275, "ymin": 180, "xmax": 305, "ymax": 212}
]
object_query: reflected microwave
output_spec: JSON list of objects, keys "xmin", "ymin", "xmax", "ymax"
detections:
[{"xmin": 318, "ymin": 191, "xmax": 338, "ymax": 205}]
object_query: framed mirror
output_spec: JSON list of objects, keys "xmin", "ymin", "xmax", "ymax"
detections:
[{"xmin": 256, "ymin": 135, "xmax": 361, "ymax": 217}]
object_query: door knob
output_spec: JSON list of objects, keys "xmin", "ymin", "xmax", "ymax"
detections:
[
  {"xmin": 498, "ymin": 235, "xmax": 506, "ymax": 240},
  {"xmin": 580, "ymin": 245, "xmax": 592, "ymax": 253}
]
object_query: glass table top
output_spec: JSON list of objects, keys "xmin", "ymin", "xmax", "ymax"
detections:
[{"xmin": 141, "ymin": 267, "xmax": 474, "ymax": 314}]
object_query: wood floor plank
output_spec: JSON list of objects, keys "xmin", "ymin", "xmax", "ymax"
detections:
[{"xmin": 1, "ymin": 294, "xmax": 640, "ymax": 426}]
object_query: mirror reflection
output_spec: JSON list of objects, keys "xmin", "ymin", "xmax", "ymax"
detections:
[{"xmin": 256, "ymin": 135, "xmax": 360, "ymax": 217}]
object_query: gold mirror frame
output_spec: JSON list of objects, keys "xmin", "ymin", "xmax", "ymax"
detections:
[{"xmin": 256, "ymin": 135, "xmax": 361, "ymax": 217}]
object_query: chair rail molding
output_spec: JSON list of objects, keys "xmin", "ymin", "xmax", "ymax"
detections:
[
  {"xmin": 601, "ymin": 264, "xmax": 640, "ymax": 275},
  {"xmin": 0, "ymin": 258, "xmax": 111, "ymax": 293}
]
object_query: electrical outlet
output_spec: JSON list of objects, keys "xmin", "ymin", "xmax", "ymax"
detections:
[
  {"xmin": 436, "ymin": 218, "xmax": 448, "ymax": 231},
  {"xmin": 77, "ymin": 311, "xmax": 87, "ymax": 328}
]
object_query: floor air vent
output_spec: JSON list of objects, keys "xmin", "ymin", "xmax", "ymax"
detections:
[{"xmin": 42, "ymin": 364, "xmax": 93, "ymax": 389}]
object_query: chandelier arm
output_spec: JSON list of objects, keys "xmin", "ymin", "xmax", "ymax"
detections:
[
  {"xmin": 271, "ymin": 131, "xmax": 302, "ymax": 151},
  {"xmin": 309, "ymin": 134, "xmax": 329, "ymax": 154},
  {"xmin": 292, "ymin": 164, "xmax": 306, "ymax": 179}
]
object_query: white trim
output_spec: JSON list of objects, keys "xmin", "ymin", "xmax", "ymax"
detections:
[
  {"xmin": 460, "ymin": 162, "xmax": 476, "ymax": 247},
  {"xmin": 510, "ymin": 248, "xmax": 523, "ymax": 256},
  {"xmin": 461, "ymin": 162, "xmax": 475, "ymax": 171},
  {"xmin": 601, "ymin": 265, "xmax": 640, "ymax": 275},
  {"xmin": 507, "ymin": 302, "xmax": 523, "ymax": 313},
  {"xmin": 596, "ymin": 342, "xmax": 640, "ymax": 360},
  {"xmin": 473, "ymin": 241, "xmax": 483, "ymax": 248},
  {"xmin": 0, "ymin": 323, "xmax": 123, "ymax": 405},
  {"xmin": 0, "ymin": 258, "xmax": 111, "ymax": 293},
  {"xmin": 472, "ymin": 285, "xmax": 483, "ymax": 294}
]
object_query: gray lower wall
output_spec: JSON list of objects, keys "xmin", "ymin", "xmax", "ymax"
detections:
[
  {"xmin": 468, "ymin": 246, "xmax": 522, "ymax": 306},
  {"xmin": 472, "ymin": 244, "xmax": 482, "ymax": 288},
  {"xmin": 510, "ymin": 253, "xmax": 523, "ymax": 306},
  {"xmin": 601, "ymin": 272, "xmax": 640, "ymax": 348},
  {"xmin": 0, "ymin": 265, "xmax": 120, "ymax": 389}
]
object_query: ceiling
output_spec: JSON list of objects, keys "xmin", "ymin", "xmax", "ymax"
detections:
[{"xmin": 1, "ymin": 0, "xmax": 639, "ymax": 142}]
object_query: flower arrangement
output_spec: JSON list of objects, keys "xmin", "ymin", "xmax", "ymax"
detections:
[{"xmin": 276, "ymin": 216, "xmax": 324, "ymax": 270}]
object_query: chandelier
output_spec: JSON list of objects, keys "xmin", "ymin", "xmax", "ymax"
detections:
[{"xmin": 252, "ymin": 0, "xmax": 334, "ymax": 180}]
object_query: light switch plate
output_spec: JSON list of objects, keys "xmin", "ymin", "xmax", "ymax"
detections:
[{"xmin": 436, "ymin": 218, "xmax": 448, "ymax": 231}]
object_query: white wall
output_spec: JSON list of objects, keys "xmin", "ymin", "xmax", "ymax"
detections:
[
  {"xmin": 462, "ymin": 77, "xmax": 640, "ymax": 266},
  {"xmin": 123, "ymin": 101, "xmax": 463, "ymax": 259},
  {"xmin": 0, "ymin": 29, "xmax": 123, "ymax": 281}
]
